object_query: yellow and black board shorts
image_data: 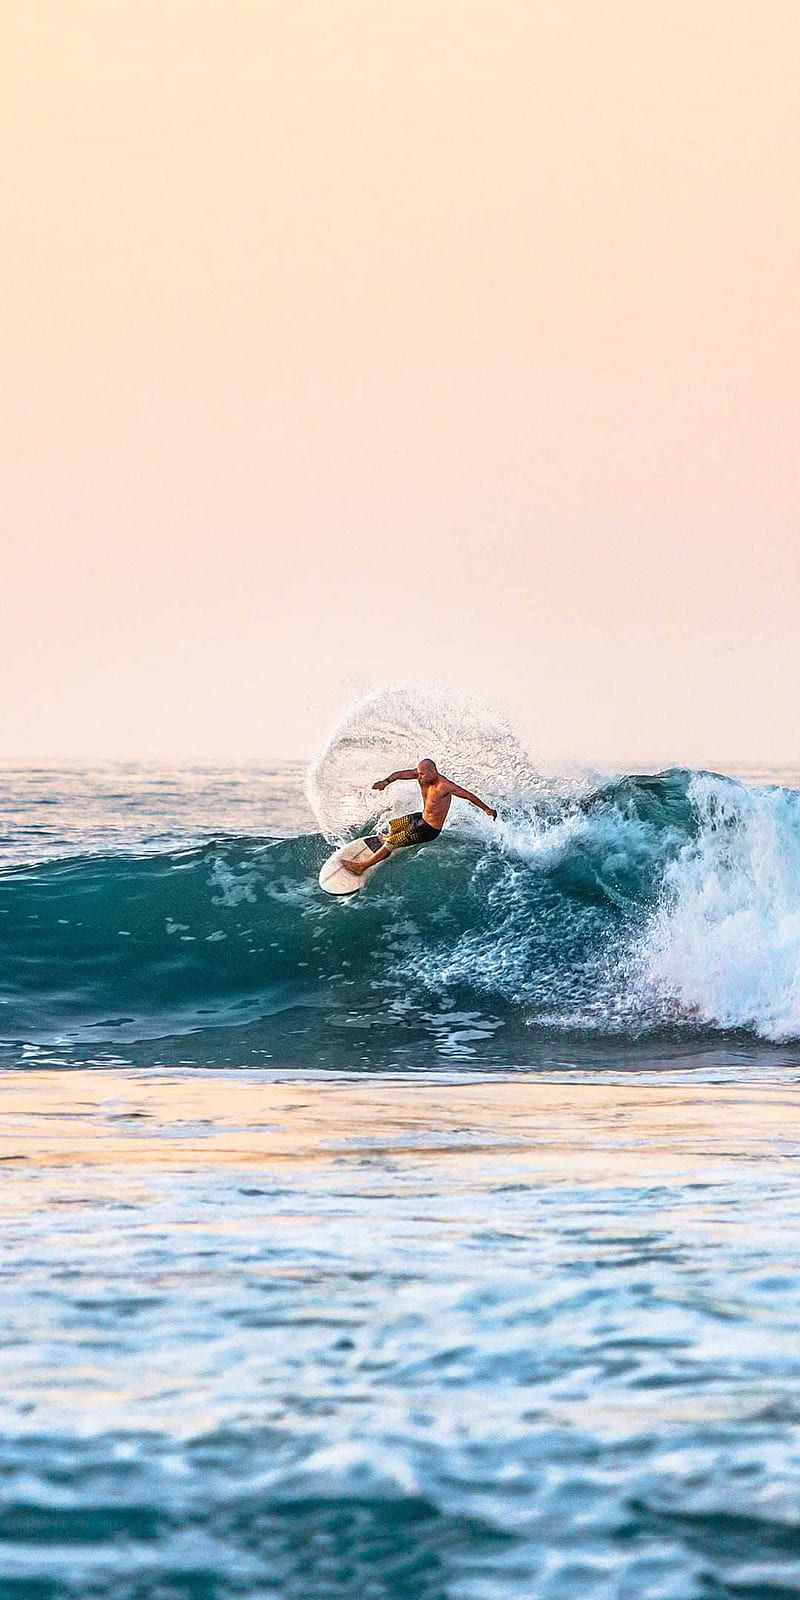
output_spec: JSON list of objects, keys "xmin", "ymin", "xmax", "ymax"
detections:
[{"xmin": 382, "ymin": 812, "xmax": 442, "ymax": 852}]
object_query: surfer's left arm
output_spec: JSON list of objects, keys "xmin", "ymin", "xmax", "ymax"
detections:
[
  {"xmin": 446, "ymin": 780, "xmax": 497, "ymax": 821},
  {"xmin": 373, "ymin": 769, "xmax": 417, "ymax": 791}
]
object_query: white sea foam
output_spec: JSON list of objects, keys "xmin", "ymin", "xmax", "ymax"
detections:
[{"xmin": 641, "ymin": 774, "xmax": 800, "ymax": 1040}]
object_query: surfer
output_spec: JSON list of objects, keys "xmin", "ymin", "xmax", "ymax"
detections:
[{"xmin": 341, "ymin": 758, "xmax": 497, "ymax": 877}]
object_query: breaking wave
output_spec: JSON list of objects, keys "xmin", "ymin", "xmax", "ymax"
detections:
[{"xmin": 1, "ymin": 756, "xmax": 798, "ymax": 1066}]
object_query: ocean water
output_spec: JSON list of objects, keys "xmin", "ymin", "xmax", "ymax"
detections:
[{"xmin": 2, "ymin": 696, "xmax": 800, "ymax": 1598}]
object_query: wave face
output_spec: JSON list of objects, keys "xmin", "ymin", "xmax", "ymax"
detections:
[{"xmin": 2, "ymin": 763, "xmax": 800, "ymax": 1065}]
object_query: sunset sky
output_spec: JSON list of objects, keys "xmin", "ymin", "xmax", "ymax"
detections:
[{"xmin": 3, "ymin": 1, "xmax": 798, "ymax": 764}]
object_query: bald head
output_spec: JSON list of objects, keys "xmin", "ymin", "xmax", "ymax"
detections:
[{"xmin": 417, "ymin": 758, "xmax": 438, "ymax": 781}]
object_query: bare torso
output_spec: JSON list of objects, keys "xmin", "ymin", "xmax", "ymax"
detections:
[{"xmin": 418, "ymin": 774, "xmax": 453, "ymax": 830}]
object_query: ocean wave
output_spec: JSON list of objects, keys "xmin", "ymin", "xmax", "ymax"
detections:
[{"xmin": 1, "ymin": 764, "xmax": 799, "ymax": 1057}]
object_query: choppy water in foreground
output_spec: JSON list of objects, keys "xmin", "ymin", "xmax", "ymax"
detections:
[
  {"xmin": 1, "ymin": 744, "xmax": 799, "ymax": 1597},
  {"xmin": 3, "ymin": 1072, "xmax": 800, "ymax": 1600}
]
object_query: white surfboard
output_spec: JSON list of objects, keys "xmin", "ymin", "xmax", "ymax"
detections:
[{"xmin": 318, "ymin": 834, "xmax": 385, "ymax": 896}]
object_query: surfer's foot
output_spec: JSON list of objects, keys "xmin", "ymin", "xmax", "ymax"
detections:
[
  {"xmin": 342, "ymin": 842, "xmax": 392, "ymax": 878},
  {"xmin": 342, "ymin": 857, "xmax": 368, "ymax": 877}
]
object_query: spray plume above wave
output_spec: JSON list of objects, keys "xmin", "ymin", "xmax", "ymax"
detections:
[{"xmin": 305, "ymin": 681, "xmax": 589, "ymax": 842}]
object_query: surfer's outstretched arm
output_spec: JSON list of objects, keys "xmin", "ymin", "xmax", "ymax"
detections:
[
  {"xmin": 445, "ymin": 780, "xmax": 497, "ymax": 821},
  {"xmin": 373, "ymin": 770, "xmax": 417, "ymax": 791}
]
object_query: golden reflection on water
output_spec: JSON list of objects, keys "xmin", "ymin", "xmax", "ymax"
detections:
[{"xmin": 1, "ymin": 1071, "xmax": 797, "ymax": 1199}]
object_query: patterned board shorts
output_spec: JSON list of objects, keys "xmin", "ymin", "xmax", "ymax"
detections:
[{"xmin": 382, "ymin": 812, "xmax": 442, "ymax": 852}]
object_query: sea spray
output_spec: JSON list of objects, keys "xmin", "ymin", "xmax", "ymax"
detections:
[{"xmin": 305, "ymin": 680, "xmax": 565, "ymax": 842}]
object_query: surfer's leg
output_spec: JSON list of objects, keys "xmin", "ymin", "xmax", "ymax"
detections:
[
  {"xmin": 342, "ymin": 844, "xmax": 392, "ymax": 877},
  {"xmin": 343, "ymin": 813, "xmax": 432, "ymax": 876}
]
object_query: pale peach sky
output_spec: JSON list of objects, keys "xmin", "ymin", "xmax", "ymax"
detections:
[{"xmin": 2, "ymin": 1, "xmax": 798, "ymax": 763}]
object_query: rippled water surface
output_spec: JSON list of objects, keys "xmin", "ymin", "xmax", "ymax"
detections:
[
  {"xmin": 2, "ymin": 756, "xmax": 800, "ymax": 1597},
  {"xmin": 3, "ymin": 1073, "xmax": 800, "ymax": 1600}
]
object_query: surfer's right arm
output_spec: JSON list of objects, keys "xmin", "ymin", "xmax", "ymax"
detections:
[{"xmin": 372, "ymin": 770, "xmax": 417, "ymax": 791}]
